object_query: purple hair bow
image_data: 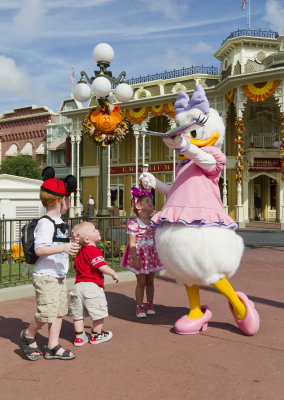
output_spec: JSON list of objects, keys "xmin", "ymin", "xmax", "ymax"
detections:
[
  {"xmin": 131, "ymin": 186, "xmax": 153, "ymax": 212},
  {"xmin": 174, "ymin": 84, "xmax": 210, "ymax": 116}
]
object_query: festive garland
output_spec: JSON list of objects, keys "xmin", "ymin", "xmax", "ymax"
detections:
[
  {"xmin": 234, "ymin": 119, "xmax": 244, "ymax": 182},
  {"xmin": 164, "ymin": 102, "xmax": 175, "ymax": 118},
  {"xmin": 242, "ymin": 80, "xmax": 280, "ymax": 102},
  {"xmin": 125, "ymin": 107, "xmax": 149, "ymax": 123},
  {"xmin": 150, "ymin": 104, "xmax": 164, "ymax": 116},
  {"xmin": 125, "ymin": 103, "xmax": 176, "ymax": 123},
  {"xmin": 82, "ymin": 102, "xmax": 128, "ymax": 146},
  {"xmin": 225, "ymin": 89, "xmax": 235, "ymax": 104},
  {"xmin": 280, "ymin": 114, "xmax": 284, "ymax": 179}
]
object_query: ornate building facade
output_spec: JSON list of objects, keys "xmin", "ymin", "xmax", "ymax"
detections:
[
  {"xmin": 62, "ymin": 29, "xmax": 284, "ymax": 228},
  {"xmin": 0, "ymin": 105, "xmax": 56, "ymax": 166}
]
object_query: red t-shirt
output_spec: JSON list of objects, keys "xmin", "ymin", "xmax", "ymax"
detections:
[{"xmin": 74, "ymin": 245, "xmax": 107, "ymax": 288}]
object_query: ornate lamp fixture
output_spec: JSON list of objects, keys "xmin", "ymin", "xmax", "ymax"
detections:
[
  {"xmin": 72, "ymin": 43, "xmax": 133, "ymax": 103},
  {"xmin": 72, "ymin": 43, "xmax": 133, "ymax": 225}
]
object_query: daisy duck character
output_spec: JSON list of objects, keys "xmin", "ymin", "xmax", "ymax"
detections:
[{"xmin": 140, "ymin": 85, "xmax": 260, "ymax": 335}]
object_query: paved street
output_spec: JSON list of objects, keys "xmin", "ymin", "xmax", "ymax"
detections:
[{"xmin": 0, "ymin": 239, "xmax": 283, "ymax": 400}]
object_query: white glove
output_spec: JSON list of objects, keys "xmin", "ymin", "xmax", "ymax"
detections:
[
  {"xmin": 163, "ymin": 135, "xmax": 189, "ymax": 150},
  {"xmin": 139, "ymin": 172, "xmax": 171, "ymax": 195},
  {"xmin": 139, "ymin": 172, "xmax": 156, "ymax": 190}
]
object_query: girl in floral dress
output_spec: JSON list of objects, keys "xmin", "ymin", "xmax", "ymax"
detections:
[{"xmin": 120, "ymin": 187, "xmax": 164, "ymax": 317}]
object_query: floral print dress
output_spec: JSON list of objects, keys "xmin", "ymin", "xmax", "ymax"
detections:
[{"xmin": 120, "ymin": 218, "xmax": 163, "ymax": 275}]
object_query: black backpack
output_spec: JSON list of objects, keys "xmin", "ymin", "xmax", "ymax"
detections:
[{"xmin": 21, "ymin": 215, "xmax": 70, "ymax": 264}]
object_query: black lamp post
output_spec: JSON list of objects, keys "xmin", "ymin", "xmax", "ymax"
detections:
[{"xmin": 72, "ymin": 43, "xmax": 133, "ymax": 222}]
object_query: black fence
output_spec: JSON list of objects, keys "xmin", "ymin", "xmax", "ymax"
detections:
[{"xmin": 0, "ymin": 216, "xmax": 130, "ymax": 288}]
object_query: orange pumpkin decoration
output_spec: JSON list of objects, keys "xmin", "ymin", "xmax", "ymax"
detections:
[{"xmin": 90, "ymin": 110, "xmax": 122, "ymax": 134}]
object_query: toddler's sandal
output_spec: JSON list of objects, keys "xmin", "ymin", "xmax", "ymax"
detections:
[
  {"xmin": 20, "ymin": 329, "xmax": 40, "ymax": 361},
  {"xmin": 44, "ymin": 344, "xmax": 76, "ymax": 360}
]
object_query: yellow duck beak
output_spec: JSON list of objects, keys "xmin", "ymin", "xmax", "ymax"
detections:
[{"xmin": 178, "ymin": 131, "xmax": 219, "ymax": 161}]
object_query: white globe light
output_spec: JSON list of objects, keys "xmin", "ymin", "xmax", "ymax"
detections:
[
  {"xmin": 115, "ymin": 83, "xmax": 133, "ymax": 102},
  {"xmin": 72, "ymin": 83, "xmax": 92, "ymax": 102},
  {"xmin": 93, "ymin": 43, "xmax": 114, "ymax": 63},
  {"xmin": 92, "ymin": 77, "xmax": 112, "ymax": 98}
]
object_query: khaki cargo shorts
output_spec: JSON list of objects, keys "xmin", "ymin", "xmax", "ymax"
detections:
[
  {"xmin": 70, "ymin": 282, "xmax": 108, "ymax": 321},
  {"xmin": 33, "ymin": 275, "xmax": 68, "ymax": 323}
]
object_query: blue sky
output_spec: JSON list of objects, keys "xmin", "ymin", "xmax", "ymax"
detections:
[{"xmin": 0, "ymin": 0, "xmax": 283, "ymax": 114}]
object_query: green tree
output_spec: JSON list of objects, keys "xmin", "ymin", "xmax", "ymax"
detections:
[{"xmin": 0, "ymin": 155, "xmax": 42, "ymax": 179}]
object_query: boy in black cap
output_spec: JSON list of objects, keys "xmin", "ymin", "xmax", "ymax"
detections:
[{"xmin": 20, "ymin": 167, "xmax": 80, "ymax": 361}]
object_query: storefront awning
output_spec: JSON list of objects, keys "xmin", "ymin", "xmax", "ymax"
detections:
[
  {"xmin": 5, "ymin": 144, "xmax": 18, "ymax": 157},
  {"xmin": 35, "ymin": 142, "xmax": 46, "ymax": 155},
  {"xmin": 48, "ymin": 138, "xmax": 66, "ymax": 151},
  {"xmin": 20, "ymin": 142, "xmax": 33, "ymax": 156}
]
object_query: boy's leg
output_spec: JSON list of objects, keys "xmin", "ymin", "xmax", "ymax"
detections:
[
  {"xmin": 73, "ymin": 319, "xmax": 84, "ymax": 332},
  {"xmin": 23, "ymin": 318, "xmax": 45, "ymax": 357},
  {"xmin": 92, "ymin": 318, "xmax": 104, "ymax": 333},
  {"xmin": 47, "ymin": 317, "xmax": 75, "ymax": 357}
]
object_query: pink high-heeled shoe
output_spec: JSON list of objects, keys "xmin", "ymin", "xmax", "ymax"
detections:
[
  {"xmin": 229, "ymin": 291, "xmax": 260, "ymax": 336},
  {"xmin": 174, "ymin": 306, "xmax": 212, "ymax": 335}
]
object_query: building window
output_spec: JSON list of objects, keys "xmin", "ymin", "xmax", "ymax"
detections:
[{"xmin": 54, "ymin": 150, "xmax": 65, "ymax": 165}]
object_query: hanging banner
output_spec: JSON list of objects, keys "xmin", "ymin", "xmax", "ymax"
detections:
[{"xmin": 242, "ymin": 80, "xmax": 280, "ymax": 102}]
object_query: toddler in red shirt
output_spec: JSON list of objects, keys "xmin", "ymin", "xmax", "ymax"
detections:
[{"xmin": 69, "ymin": 222, "xmax": 119, "ymax": 346}]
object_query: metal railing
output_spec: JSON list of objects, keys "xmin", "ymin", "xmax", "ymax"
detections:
[
  {"xmin": 0, "ymin": 215, "xmax": 130, "ymax": 288},
  {"xmin": 127, "ymin": 65, "xmax": 219, "ymax": 85},
  {"xmin": 222, "ymin": 29, "xmax": 279, "ymax": 45}
]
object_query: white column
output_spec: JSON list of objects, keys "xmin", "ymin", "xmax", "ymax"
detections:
[
  {"xmin": 222, "ymin": 123, "xmax": 228, "ymax": 214},
  {"xmin": 142, "ymin": 133, "xmax": 146, "ymax": 166},
  {"xmin": 234, "ymin": 89, "xmax": 246, "ymax": 228},
  {"xmin": 75, "ymin": 131, "xmax": 81, "ymax": 216},
  {"xmin": 69, "ymin": 131, "xmax": 76, "ymax": 217},
  {"xmin": 134, "ymin": 130, "xmax": 139, "ymax": 187},
  {"xmin": 107, "ymin": 145, "xmax": 111, "ymax": 208},
  {"xmin": 170, "ymin": 119, "xmax": 177, "ymax": 181},
  {"xmin": 280, "ymin": 178, "xmax": 284, "ymax": 229}
]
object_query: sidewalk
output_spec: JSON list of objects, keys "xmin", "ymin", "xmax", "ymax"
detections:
[
  {"xmin": 240, "ymin": 221, "xmax": 282, "ymax": 231},
  {"xmin": 0, "ymin": 246, "xmax": 283, "ymax": 400}
]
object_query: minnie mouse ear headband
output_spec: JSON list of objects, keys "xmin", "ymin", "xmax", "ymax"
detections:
[
  {"xmin": 174, "ymin": 84, "xmax": 210, "ymax": 116},
  {"xmin": 40, "ymin": 166, "xmax": 77, "ymax": 197},
  {"xmin": 131, "ymin": 186, "xmax": 152, "ymax": 212}
]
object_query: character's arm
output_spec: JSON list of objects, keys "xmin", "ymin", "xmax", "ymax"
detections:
[
  {"xmin": 139, "ymin": 172, "xmax": 171, "ymax": 195},
  {"xmin": 163, "ymin": 136, "xmax": 216, "ymax": 171}
]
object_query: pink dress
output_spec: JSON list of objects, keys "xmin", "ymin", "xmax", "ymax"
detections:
[
  {"xmin": 151, "ymin": 146, "xmax": 237, "ymax": 229},
  {"xmin": 120, "ymin": 218, "xmax": 164, "ymax": 275}
]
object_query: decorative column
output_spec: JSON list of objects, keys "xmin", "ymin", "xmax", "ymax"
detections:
[
  {"xmin": 234, "ymin": 118, "xmax": 245, "ymax": 228},
  {"xmin": 75, "ymin": 131, "xmax": 82, "ymax": 216},
  {"xmin": 69, "ymin": 130, "xmax": 76, "ymax": 217},
  {"xmin": 107, "ymin": 145, "xmax": 111, "ymax": 208},
  {"xmin": 280, "ymin": 114, "xmax": 284, "ymax": 229},
  {"xmin": 222, "ymin": 124, "xmax": 229, "ymax": 214},
  {"xmin": 134, "ymin": 130, "xmax": 140, "ymax": 187},
  {"xmin": 170, "ymin": 119, "xmax": 177, "ymax": 180}
]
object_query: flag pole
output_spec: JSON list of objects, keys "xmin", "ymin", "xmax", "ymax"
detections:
[{"xmin": 249, "ymin": 0, "xmax": 251, "ymax": 30}]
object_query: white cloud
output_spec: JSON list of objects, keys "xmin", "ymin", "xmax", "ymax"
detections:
[
  {"xmin": 264, "ymin": 0, "xmax": 284, "ymax": 33},
  {"xmin": 13, "ymin": 0, "xmax": 47, "ymax": 38},
  {"xmin": 191, "ymin": 41, "xmax": 213, "ymax": 54},
  {"xmin": 140, "ymin": 0, "xmax": 188, "ymax": 21},
  {"xmin": 149, "ymin": 48, "xmax": 195, "ymax": 71},
  {"xmin": 0, "ymin": 55, "xmax": 54, "ymax": 101}
]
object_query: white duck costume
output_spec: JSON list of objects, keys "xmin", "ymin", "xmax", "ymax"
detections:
[{"xmin": 141, "ymin": 85, "xmax": 259, "ymax": 335}]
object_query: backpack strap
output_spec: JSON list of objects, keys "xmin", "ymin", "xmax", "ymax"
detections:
[{"xmin": 39, "ymin": 216, "xmax": 70, "ymax": 243}]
